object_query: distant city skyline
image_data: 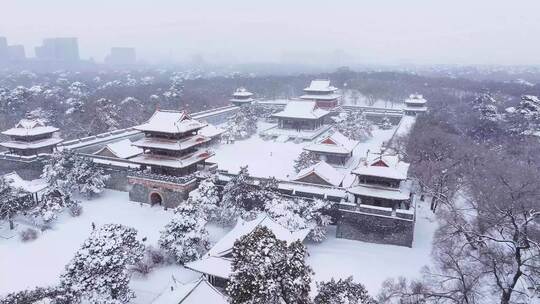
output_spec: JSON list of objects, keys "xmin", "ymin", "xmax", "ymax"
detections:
[{"xmin": 3, "ymin": 0, "xmax": 540, "ymax": 65}]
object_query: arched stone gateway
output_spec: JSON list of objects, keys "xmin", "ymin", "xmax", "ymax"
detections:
[{"xmin": 150, "ymin": 192, "xmax": 163, "ymax": 206}]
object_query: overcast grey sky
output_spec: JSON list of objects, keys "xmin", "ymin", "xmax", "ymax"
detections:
[{"xmin": 2, "ymin": 0, "xmax": 540, "ymax": 65}]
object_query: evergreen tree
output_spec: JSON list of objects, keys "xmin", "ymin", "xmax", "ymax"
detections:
[
  {"xmin": 218, "ymin": 166, "xmax": 264, "ymax": 225},
  {"xmin": 32, "ymin": 188, "xmax": 79, "ymax": 223},
  {"xmin": 227, "ymin": 226, "xmax": 313, "ymax": 304},
  {"xmin": 336, "ymin": 111, "xmax": 373, "ymax": 141},
  {"xmin": 158, "ymin": 204, "xmax": 209, "ymax": 264},
  {"xmin": 60, "ymin": 224, "xmax": 144, "ymax": 304},
  {"xmin": 314, "ymin": 277, "xmax": 376, "ymax": 304},
  {"xmin": 226, "ymin": 105, "xmax": 258, "ymax": 140},
  {"xmin": 0, "ymin": 177, "xmax": 34, "ymax": 230},
  {"xmin": 73, "ymin": 157, "xmax": 109, "ymax": 198},
  {"xmin": 294, "ymin": 151, "xmax": 320, "ymax": 173},
  {"xmin": 0, "ymin": 285, "xmax": 76, "ymax": 304},
  {"xmin": 41, "ymin": 149, "xmax": 79, "ymax": 195},
  {"xmin": 188, "ymin": 175, "xmax": 220, "ymax": 221}
]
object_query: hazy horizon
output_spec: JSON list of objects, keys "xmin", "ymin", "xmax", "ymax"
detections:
[{"xmin": 3, "ymin": 0, "xmax": 540, "ymax": 66}]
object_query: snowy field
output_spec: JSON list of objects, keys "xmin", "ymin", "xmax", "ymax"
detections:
[
  {"xmin": 210, "ymin": 121, "xmax": 398, "ymax": 181},
  {"xmin": 0, "ymin": 190, "xmax": 436, "ymax": 301}
]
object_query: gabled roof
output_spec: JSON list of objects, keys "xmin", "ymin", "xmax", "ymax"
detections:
[
  {"xmin": 352, "ymin": 152, "xmax": 409, "ymax": 180},
  {"xmin": 2, "ymin": 118, "xmax": 59, "ymax": 137},
  {"xmin": 232, "ymin": 87, "xmax": 253, "ymax": 98},
  {"xmin": 198, "ymin": 124, "xmax": 226, "ymax": 139},
  {"xmin": 186, "ymin": 214, "xmax": 310, "ymax": 279},
  {"xmin": 93, "ymin": 139, "xmax": 142, "ymax": 159},
  {"xmin": 2, "ymin": 172, "xmax": 48, "ymax": 194},
  {"xmin": 152, "ymin": 277, "xmax": 227, "ymax": 304},
  {"xmin": 405, "ymin": 94, "xmax": 427, "ymax": 105},
  {"xmin": 207, "ymin": 214, "xmax": 310, "ymax": 257},
  {"xmin": 271, "ymin": 101, "xmax": 329, "ymax": 120},
  {"xmin": 134, "ymin": 110, "xmax": 207, "ymax": 134},
  {"xmin": 293, "ymin": 161, "xmax": 344, "ymax": 187},
  {"xmin": 304, "ymin": 80, "xmax": 337, "ymax": 92},
  {"xmin": 304, "ymin": 130, "xmax": 358, "ymax": 155}
]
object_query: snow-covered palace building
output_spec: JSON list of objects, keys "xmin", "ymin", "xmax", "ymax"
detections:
[
  {"xmin": 127, "ymin": 110, "xmax": 215, "ymax": 208},
  {"xmin": 229, "ymin": 87, "xmax": 254, "ymax": 106},
  {"xmin": 0, "ymin": 116, "xmax": 63, "ymax": 179},
  {"xmin": 303, "ymin": 130, "xmax": 358, "ymax": 166},
  {"xmin": 404, "ymin": 94, "xmax": 428, "ymax": 116},
  {"xmin": 338, "ymin": 151, "xmax": 416, "ymax": 247},
  {"xmin": 300, "ymin": 79, "xmax": 341, "ymax": 109}
]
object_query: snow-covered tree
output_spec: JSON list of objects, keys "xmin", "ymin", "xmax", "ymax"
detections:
[
  {"xmin": 218, "ymin": 166, "xmax": 265, "ymax": 225},
  {"xmin": 380, "ymin": 116, "xmax": 392, "ymax": 130},
  {"xmin": 188, "ymin": 175, "xmax": 220, "ymax": 221},
  {"xmin": 314, "ymin": 277, "xmax": 376, "ymax": 304},
  {"xmin": 91, "ymin": 98, "xmax": 120, "ymax": 132},
  {"xmin": 505, "ymin": 95, "xmax": 540, "ymax": 134},
  {"xmin": 65, "ymin": 82, "xmax": 89, "ymax": 114},
  {"xmin": 265, "ymin": 196, "xmax": 334, "ymax": 242},
  {"xmin": 72, "ymin": 157, "xmax": 109, "ymax": 198},
  {"xmin": 0, "ymin": 177, "xmax": 34, "ymax": 230},
  {"xmin": 60, "ymin": 224, "xmax": 144, "ymax": 304},
  {"xmin": 0, "ymin": 285, "xmax": 76, "ymax": 304},
  {"xmin": 32, "ymin": 188, "xmax": 79, "ymax": 224},
  {"xmin": 294, "ymin": 151, "xmax": 320, "ymax": 173},
  {"xmin": 158, "ymin": 204, "xmax": 209, "ymax": 264},
  {"xmin": 336, "ymin": 111, "xmax": 373, "ymax": 141},
  {"xmin": 42, "ymin": 150, "xmax": 108, "ymax": 199},
  {"xmin": 226, "ymin": 106, "xmax": 258, "ymax": 140},
  {"xmin": 227, "ymin": 226, "xmax": 313, "ymax": 304}
]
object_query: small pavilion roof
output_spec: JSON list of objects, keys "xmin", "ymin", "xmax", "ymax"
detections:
[
  {"xmin": 2, "ymin": 118, "xmax": 59, "ymax": 137},
  {"xmin": 134, "ymin": 110, "xmax": 207, "ymax": 134},
  {"xmin": 304, "ymin": 80, "xmax": 337, "ymax": 92},
  {"xmin": 352, "ymin": 152, "xmax": 410, "ymax": 180},
  {"xmin": 2, "ymin": 172, "xmax": 48, "ymax": 194},
  {"xmin": 153, "ymin": 277, "xmax": 227, "ymax": 304},
  {"xmin": 232, "ymin": 87, "xmax": 253, "ymax": 98},
  {"xmin": 405, "ymin": 94, "xmax": 427, "ymax": 105},
  {"xmin": 304, "ymin": 130, "xmax": 358, "ymax": 155},
  {"xmin": 93, "ymin": 139, "xmax": 142, "ymax": 159},
  {"xmin": 271, "ymin": 101, "xmax": 329, "ymax": 120},
  {"xmin": 0, "ymin": 137, "xmax": 63, "ymax": 150},
  {"xmin": 293, "ymin": 161, "xmax": 344, "ymax": 187}
]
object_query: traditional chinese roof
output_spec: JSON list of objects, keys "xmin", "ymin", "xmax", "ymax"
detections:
[
  {"xmin": 2, "ymin": 118, "xmax": 59, "ymax": 137},
  {"xmin": 271, "ymin": 101, "xmax": 329, "ymax": 120},
  {"xmin": 132, "ymin": 134, "xmax": 211, "ymax": 151},
  {"xmin": 153, "ymin": 277, "xmax": 227, "ymax": 304},
  {"xmin": 198, "ymin": 124, "xmax": 226, "ymax": 139},
  {"xmin": 405, "ymin": 94, "xmax": 427, "ymax": 106},
  {"xmin": 293, "ymin": 161, "xmax": 344, "ymax": 187},
  {"xmin": 93, "ymin": 139, "xmax": 142, "ymax": 159},
  {"xmin": 134, "ymin": 110, "xmax": 207, "ymax": 134},
  {"xmin": 352, "ymin": 152, "xmax": 409, "ymax": 180},
  {"xmin": 348, "ymin": 180, "xmax": 412, "ymax": 201},
  {"xmin": 300, "ymin": 93, "xmax": 341, "ymax": 101},
  {"xmin": 304, "ymin": 80, "xmax": 337, "ymax": 93},
  {"xmin": 2, "ymin": 172, "xmax": 48, "ymax": 194},
  {"xmin": 232, "ymin": 87, "xmax": 253, "ymax": 98},
  {"xmin": 186, "ymin": 214, "xmax": 310, "ymax": 279},
  {"xmin": 129, "ymin": 150, "xmax": 214, "ymax": 169},
  {"xmin": 304, "ymin": 130, "xmax": 358, "ymax": 155},
  {"xmin": 0, "ymin": 136, "xmax": 63, "ymax": 150}
]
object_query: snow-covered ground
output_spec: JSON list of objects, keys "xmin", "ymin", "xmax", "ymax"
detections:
[
  {"xmin": 210, "ymin": 121, "xmax": 398, "ymax": 181},
  {"xmin": 0, "ymin": 190, "xmax": 228, "ymax": 299},
  {"xmin": 307, "ymin": 201, "xmax": 437, "ymax": 294}
]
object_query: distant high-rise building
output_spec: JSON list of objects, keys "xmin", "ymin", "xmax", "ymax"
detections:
[
  {"xmin": 105, "ymin": 47, "xmax": 136, "ymax": 65},
  {"xmin": 7, "ymin": 45, "xmax": 25, "ymax": 60},
  {"xmin": 35, "ymin": 37, "xmax": 79, "ymax": 61},
  {"xmin": 0, "ymin": 37, "xmax": 8, "ymax": 61}
]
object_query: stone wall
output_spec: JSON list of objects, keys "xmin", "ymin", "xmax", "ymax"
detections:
[
  {"xmin": 336, "ymin": 209, "xmax": 415, "ymax": 247},
  {"xmin": 0, "ymin": 157, "xmax": 46, "ymax": 180},
  {"xmin": 100, "ymin": 165, "xmax": 130, "ymax": 191},
  {"xmin": 128, "ymin": 176, "xmax": 198, "ymax": 209}
]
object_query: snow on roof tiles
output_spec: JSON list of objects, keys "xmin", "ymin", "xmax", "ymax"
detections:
[
  {"xmin": 352, "ymin": 153, "xmax": 410, "ymax": 180},
  {"xmin": 0, "ymin": 137, "xmax": 63, "ymax": 150},
  {"xmin": 2, "ymin": 118, "xmax": 59, "ymax": 137},
  {"xmin": 304, "ymin": 80, "xmax": 337, "ymax": 92},
  {"xmin": 134, "ymin": 110, "xmax": 207, "ymax": 134},
  {"xmin": 304, "ymin": 130, "xmax": 358, "ymax": 155},
  {"xmin": 405, "ymin": 94, "xmax": 427, "ymax": 105},
  {"xmin": 94, "ymin": 139, "xmax": 142, "ymax": 159},
  {"xmin": 152, "ymin": 277, "xmax": 227, "ymax": 304},
  {"xmin": 348, "ymin": 180, "xmax": 412, "ymax": 200},
  {"xmin": 232, "ymin": 87, "xmax": 253, "ymax": 97},
  {"xmin": 198, "ymin": 124, "xmax": 225, "ymax": 138},
  {"xmin": 294, "ymin": 161, "xmax": 344, "ymax": 187},
  {"xmin": 271, "ymin": 101, "xmax": 329, "ymax": 120},
  {"xmin": 2, "ymin": 172, "xmax": 48, "ymax": 193}
]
